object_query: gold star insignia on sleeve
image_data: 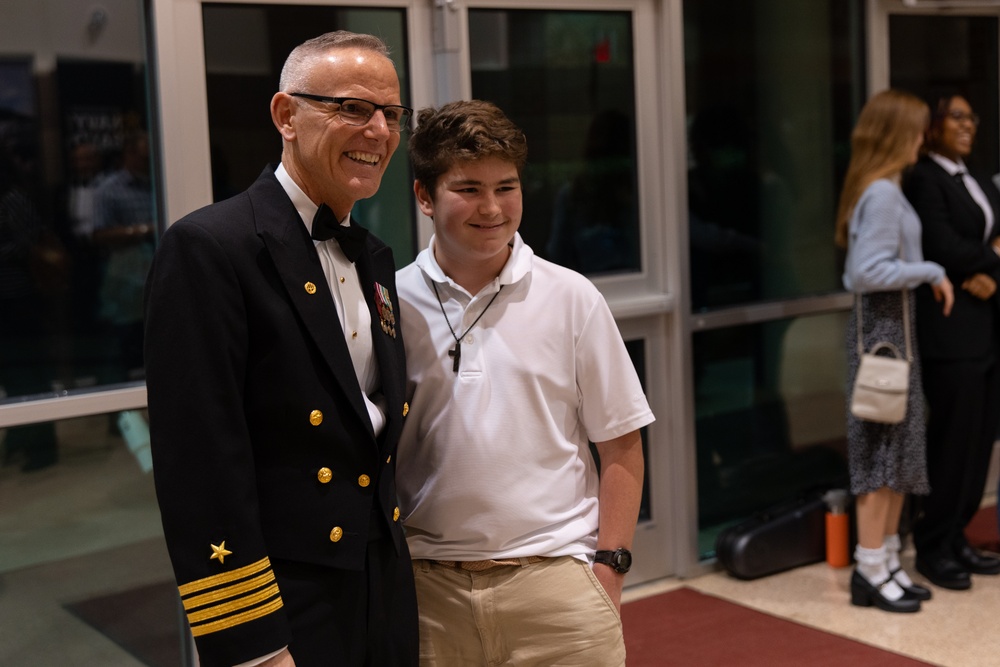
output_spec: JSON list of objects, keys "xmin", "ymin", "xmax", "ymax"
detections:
[{"xmin": 210, "ymin": 541, "xmax": 232, "ymax": 564}]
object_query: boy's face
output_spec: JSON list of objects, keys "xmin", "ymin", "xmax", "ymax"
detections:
[{"xmin": 415, "ymin": 156, "xmax": 522, "ymax": 274}]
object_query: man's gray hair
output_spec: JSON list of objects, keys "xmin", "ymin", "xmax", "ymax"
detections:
[{"xmin": 279, "ymin": 31, "xmax": 392, "ymax": 92}]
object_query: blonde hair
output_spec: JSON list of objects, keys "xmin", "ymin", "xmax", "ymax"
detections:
[{"xmin": 834, "ymin": 89, "xmax": 929, "ymax": 248}]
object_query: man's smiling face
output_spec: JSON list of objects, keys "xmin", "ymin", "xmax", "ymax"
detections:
[{"xmin": 281, "ymin": 46, "xmax": 402, "ymax": 217}]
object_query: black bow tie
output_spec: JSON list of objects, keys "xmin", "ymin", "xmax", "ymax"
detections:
[{"xmin": 311, "ymin": 204, "xmax": 368, "ymax": 263}]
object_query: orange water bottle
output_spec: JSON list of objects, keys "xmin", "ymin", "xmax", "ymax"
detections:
[{"xmin": 823, "ymin": 490, "xmax": 850, "ymax": 568}]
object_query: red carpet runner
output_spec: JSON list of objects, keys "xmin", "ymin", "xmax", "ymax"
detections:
[{"xmin": 621, "ymin": 587, "xmax": 932, "ymax": 666}]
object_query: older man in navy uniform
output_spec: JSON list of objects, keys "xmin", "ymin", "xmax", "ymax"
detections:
[{"xmin": 144, "ymin": 31, "xmax": 417, "ymax": 667}]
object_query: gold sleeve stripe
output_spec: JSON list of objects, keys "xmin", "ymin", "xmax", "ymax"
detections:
[
  {"xmin": 177, "ymin": 557, "xmax": 272, "ymax": 596},
  {"xmin": 189, "ymin": 596, "xmax": 284, "ymax": 637},
  {"xmin": 186, "ymin": 583, "xmax": 281, "ymax": 624},
  {"xmin": 182, "ymin": 570, "xmax": 276, "ymax": 610}
]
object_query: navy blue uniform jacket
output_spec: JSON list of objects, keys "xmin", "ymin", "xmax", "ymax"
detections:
[{"xmin": 144, "ymin": 166, "xmax": 409, "ymax": 665}]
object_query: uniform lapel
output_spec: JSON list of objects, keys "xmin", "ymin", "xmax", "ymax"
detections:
[
  {"xmin": 248, "ymin": 168, "xmax": 372, "ymax": 432},
  {"xmin": 354, "ymin": 235, "xmax": 404, "ymax": 451}
]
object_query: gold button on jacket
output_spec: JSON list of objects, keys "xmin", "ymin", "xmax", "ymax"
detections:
[
  {"xmin": 304, "ymin": 281, "xmax": 317, "ymax": 294},
  {"xmin": 329, "ymin": 526, "xmax": 343, "ymax": 542},
  {"xmin": 317, "ymin": 467, "xmax": 332, "ymax": 484},
  {"xmin": 358, "ymin": 474, "xmax": 371, "ymax": 488},
  {"xmin": 309, "ymin": 410, "xmax": 323, "ymax": 426},
  {"xmin": 393, "ymin": 507, "xmax": 400, "ymax": 522}
]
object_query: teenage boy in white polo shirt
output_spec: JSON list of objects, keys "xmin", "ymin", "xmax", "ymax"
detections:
[{"xmin": 395, "ymin": 99, "xmax": 654, "ymax": 666}]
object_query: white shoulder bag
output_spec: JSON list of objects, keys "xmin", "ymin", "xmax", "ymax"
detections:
[{"xmin": 849, "ymin": 290, "xmax": 911, "ymax": 424}]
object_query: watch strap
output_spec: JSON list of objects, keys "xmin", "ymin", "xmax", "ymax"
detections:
[{"xmin": 593, "ymin": 548, "xmax": 632, "ymax": 573}]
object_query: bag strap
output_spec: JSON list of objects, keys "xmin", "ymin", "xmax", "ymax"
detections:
[
  {"xmin": 852, "ymin": 207, "xmax": 915, "ymax": 362},
  {"xmin": 855, "ymin": 290, "xmax": 912, "ymax": 362}
]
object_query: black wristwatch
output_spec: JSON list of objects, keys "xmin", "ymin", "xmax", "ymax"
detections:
[{"xmin": 593, "ymin": 548, "xmax": 633, "ymax": 574}]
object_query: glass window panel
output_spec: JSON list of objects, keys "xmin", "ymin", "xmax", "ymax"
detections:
[
  {"xmin": 202, "ymin": 4, "xmax": 415, "ymax": 261},
  {"xmin": 683, "ymin": 0, "xmax": 864, "ymax": 311},
  {"xmin": 0, "ymin": 410, "xmax": 179, "ymax": 664},
  {"xmin": 468, "ymin": 9, "xmax": 641, "ymax": 276},
  {"xmin": 890, "ymin": 15, "xmax": 999, "ymax": 175},
  {"xmin": 694, "ymin": 313, "xmax": 851, "ymax": 558},
  {"xmin": 0, "ymin": 3, "xmax": 158, "ymax": 404}
]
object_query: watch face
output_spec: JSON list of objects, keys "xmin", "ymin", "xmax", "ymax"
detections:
[{"xmin": 614, "ymin": 549, "xmax": 633, "ymax": 572}]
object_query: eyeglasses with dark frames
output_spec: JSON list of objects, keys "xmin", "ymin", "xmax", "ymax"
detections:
[
  {"xmin": 944, "ymin": 110, "xmax": 980, "ymax": 127},
  {"xmin": 290, "ymin": 93, "xmax": 412, "ymax": 132}
]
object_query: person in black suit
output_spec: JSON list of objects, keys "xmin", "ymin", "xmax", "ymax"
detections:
[
  {"xmin": 143, "ymin": 31, "xmax": 417, "ymax": 667},
  {"xmin": 903, "ymin": 93, "xmax": 1000, "ymax": 592}
]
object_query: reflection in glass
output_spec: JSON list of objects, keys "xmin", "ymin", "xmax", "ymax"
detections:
[
  {"xmin": 684, "ymin": 0, "xmax": 864, "ymax": 310},
  {"xmin": 468, "ymin": 9, "xmax": 640, "ymax": 276},
  {"xmin": 0, "ymin": 411, "xmax": 176, "ymax": 664},
  {"xmin": 202, "ymin": 4, "xmax": 415, "ymax": 261},
  {"xmin": 1, "ymin": 3, "xmax": 157, "ymax": 472},
  {"xmin": 694, "ymin": 313, "xmax": 850, "ymax": 557}
]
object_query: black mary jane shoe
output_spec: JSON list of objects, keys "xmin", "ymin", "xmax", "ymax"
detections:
[
  {"xmin": 890, "ymin": 569, "xmax": 932, "ymax": 601},
  {"xmin": 850, "ymin": 570, "xmax": 921, "ymax": 613}
]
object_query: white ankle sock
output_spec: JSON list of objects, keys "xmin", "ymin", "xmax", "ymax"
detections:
[
  {"xmin": 855, "ymin": 544, "xmax": 905, "ymax": 600},
  {"xmin": 884, "ymin": 534, "xmax": 914, "ymax": 588}
]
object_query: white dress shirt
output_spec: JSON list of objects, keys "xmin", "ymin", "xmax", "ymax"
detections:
[{"xmin": 274, "ymin": 164, "xmax": 386, "ymax": 435}]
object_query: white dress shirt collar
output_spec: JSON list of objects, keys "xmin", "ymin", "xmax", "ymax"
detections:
[{"xmin": 274, "ymin": 162, "xmax": 351, "ymax": 232}]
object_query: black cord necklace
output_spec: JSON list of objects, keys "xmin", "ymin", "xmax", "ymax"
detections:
[{"xmin": 432, "ymin": 283, "xmax": 503, "ymax": 373}]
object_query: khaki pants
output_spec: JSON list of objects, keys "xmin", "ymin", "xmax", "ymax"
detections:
[{"xmin": 412, "ymin": 556, "xmax": 625, "ymax": 667}]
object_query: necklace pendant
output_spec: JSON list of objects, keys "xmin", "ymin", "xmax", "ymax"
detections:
[{"xmin": 433, "ymin": 282, "xmax": 503, "ymax": 376}]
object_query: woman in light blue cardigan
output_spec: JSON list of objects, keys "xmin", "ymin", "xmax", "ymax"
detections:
[{"xmin": 835, "ymin": 89, "xmax": 953, "ymax": 613}]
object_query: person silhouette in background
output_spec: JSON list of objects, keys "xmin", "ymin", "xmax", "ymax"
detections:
[
  {"xmin": 547, "ymin": 109, "xmax": 639, "ymax": 274},
  {"xmin": 0, "ymin": 133, "xmax": 59, "ymax": 471},
  {"xmin": 92, "ymin": 127, "xmax": 155, "ymax": 383}
]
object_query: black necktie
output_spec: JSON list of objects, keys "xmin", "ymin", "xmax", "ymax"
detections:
[
  {"xmin": 954, "ymin": 171, "xmax": 967, "ymax": 187},
  {"xmin": 311, "ymin": 204, "xmax": 368, "ymax": 263}
]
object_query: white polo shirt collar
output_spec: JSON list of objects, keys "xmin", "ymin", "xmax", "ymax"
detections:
[{"xmin": 415, "ymin": 232, "xmax": 533, "ymax": 296}]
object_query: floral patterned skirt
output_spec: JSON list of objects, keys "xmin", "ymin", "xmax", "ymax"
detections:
[{"xmin": 845, "ymin": 290, "xmax": 930, "ymax": 496}]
